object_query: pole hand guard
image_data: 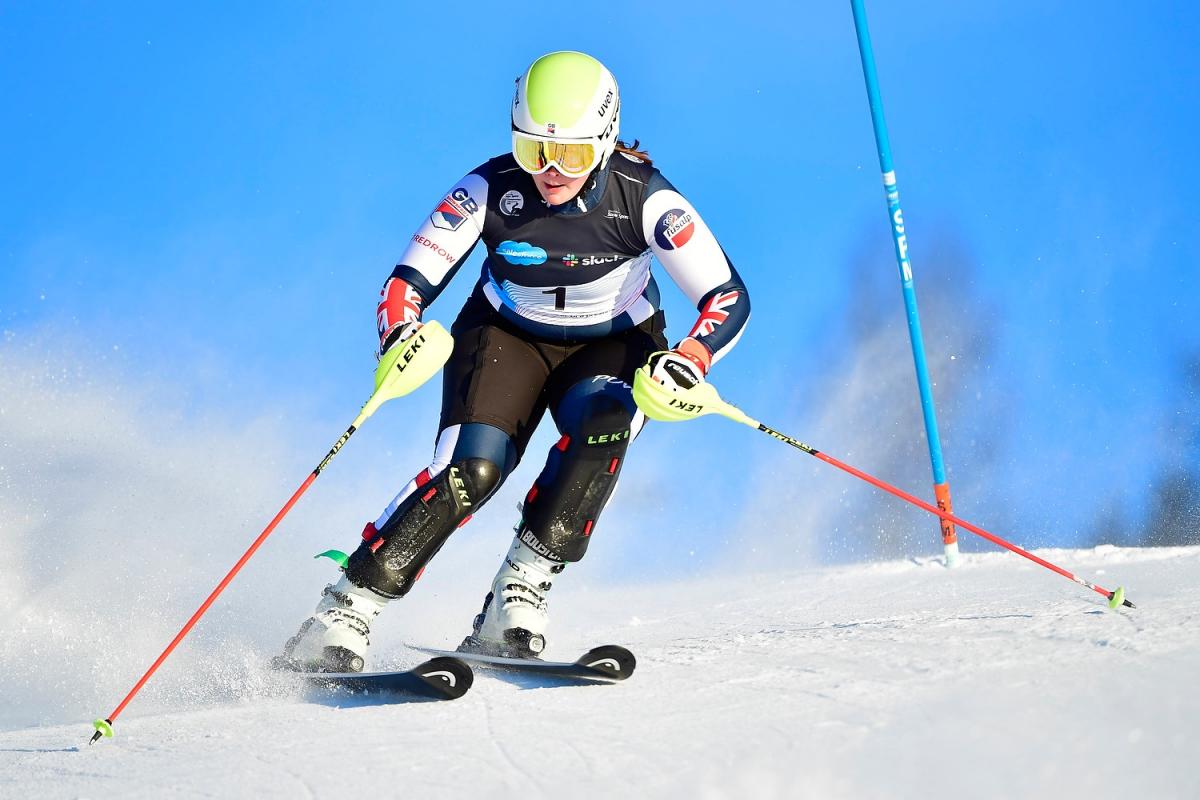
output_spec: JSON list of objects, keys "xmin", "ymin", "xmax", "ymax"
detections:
[
  {"xmin": 633, "ymin": 355, "xmax": 758, "ymax": 428},
  {"xmin": 359, "ymin": 321, "xmax": 454, "ymax": 423}
]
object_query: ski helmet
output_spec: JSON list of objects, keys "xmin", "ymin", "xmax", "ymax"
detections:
[{"xmin": 511, "ymin": 51, "xmax": 621, "ymax": 175}]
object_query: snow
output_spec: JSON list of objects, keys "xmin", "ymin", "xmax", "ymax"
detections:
[{"xmin": 2, "ymin": 545, "xmax": 1197, "ymax": 799}]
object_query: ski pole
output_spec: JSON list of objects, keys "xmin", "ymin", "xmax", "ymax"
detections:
[
  {"xmin": 88, "ymin": 322, "xmax": 455, "ymax": 746},
  {"xmin": 850, "ymin": 0, "xmax": 960, "ymax": 566},
  {"xmin": 632, "ymin": 366, "xmax": 1134, "ymax": 610}
]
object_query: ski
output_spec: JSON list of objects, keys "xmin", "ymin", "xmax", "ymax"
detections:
[
  {"xmin": 412, "ymin": 644, "xmax": 636, "ymax": 683},
  {"xmin": 293, "ymin": 656, "xmax": 474, "ymax": 701}
]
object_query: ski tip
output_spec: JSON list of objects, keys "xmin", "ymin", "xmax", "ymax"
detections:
[
  {"xmin": 575, "ymin": 645, "xmax": 636, "ymax": 681},
  {"xmin": 90, "ymin": 718, "xmax": 113, "ymax": 745},
  {"xmin": 414, "ymin": 656, "xmax": 474, "ymax": 699},
  {"xmin": 1107, "ymin": 586, "xmax": 1126, "ymax": 610}
]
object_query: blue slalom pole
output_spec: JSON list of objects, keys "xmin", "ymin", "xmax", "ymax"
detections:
[{"xmin": 850, "ymin": 0, "xmax": 959, "ymax": 565}]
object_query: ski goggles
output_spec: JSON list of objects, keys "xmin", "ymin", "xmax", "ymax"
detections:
[{"xmin": 512, "ymin": 132, "xmax": 603, "ymax": 178}]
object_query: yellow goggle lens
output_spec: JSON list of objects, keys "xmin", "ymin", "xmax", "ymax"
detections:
[
  {"xmin": 514, "ymin": 137, "xmax": 548, "ymax": 171},
  {"xmin": 513, "ymin": 137, "xmax": 598, "ymax": 177}
]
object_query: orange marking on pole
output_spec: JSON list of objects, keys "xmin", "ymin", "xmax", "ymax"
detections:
[{"xmin": 934, "ymin": 482, "xmax": 957, "ymax": 546}]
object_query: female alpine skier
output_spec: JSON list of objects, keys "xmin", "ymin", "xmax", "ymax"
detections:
[{"xmin": 281, "ymin": 51, "xmax": 750, "ymax": 671}]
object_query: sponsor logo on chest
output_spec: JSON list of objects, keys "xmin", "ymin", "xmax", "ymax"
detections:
[
  {"xmin": 500, "ymin": 190, "xmax": 524, "ymax": 216},
  {"xmin": 496, "ymin": 240, "xmax": 548, "ymax": 266},
  {"xmin": 560, "ymin": 253, "xmax": 622, "ymax": 268}
]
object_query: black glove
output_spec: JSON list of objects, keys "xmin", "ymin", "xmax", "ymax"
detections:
[{"xmin": 646, "ymin": 350, "xmax": 704, "ymax": 392}]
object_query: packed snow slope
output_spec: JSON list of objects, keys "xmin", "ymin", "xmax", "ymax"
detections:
[{"xmin": 1, "ymin": 545, "xmax": 1196, "ymax": 800}]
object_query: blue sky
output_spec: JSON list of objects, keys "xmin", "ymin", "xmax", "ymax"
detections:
[{"xmin": 3, "ymin": 2, "xmax": 1197, "ymax": 572}]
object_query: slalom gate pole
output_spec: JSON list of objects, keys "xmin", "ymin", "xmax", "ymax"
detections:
[
  {"xmin": 88, "ymin": 323, "xmax": 454, "ymax": 746},
  {"xmin": 850, "ymin": 0, "xmax": 960, "ymax": 566},
  {"xmin": 631, "ymin": 369, "xmax": 1135, "ymax": 611}
]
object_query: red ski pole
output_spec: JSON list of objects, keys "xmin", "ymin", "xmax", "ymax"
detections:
[
  {"xmin": 632, "ymin": 365, "xmax": 1134, "ymax": 610},
  {"xmin": 88, "ymin": 323, "xmax": 454, "ymax": 745}
]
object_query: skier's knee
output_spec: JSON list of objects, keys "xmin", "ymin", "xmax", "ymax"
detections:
[
  {"xmin": 451, "ymin": 422, "xmax": 518, "ymax": 476},
  {"xmin": 345, "ymin": 457, "xmax": 503, "ymax": 597},
  {"xmin": 451, "ymin": 456, "xmax": 504, "ymax": 501},
  {"xmin": 556, "ymin": 375, "xmax": 637, "ymax": 437}
]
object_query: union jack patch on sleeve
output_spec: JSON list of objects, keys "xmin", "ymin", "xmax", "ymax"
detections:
[
  {"xmin": 377, "ymin": 277, "xmax": 424, "ymax": 337},
  {"xmin": 688, "ymin": 290, "xmax": 740, "ymax": 338}
]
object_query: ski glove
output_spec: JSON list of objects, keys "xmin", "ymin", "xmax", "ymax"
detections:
[
  {"xmin": 646, "ymin": 349, "xmax": 705, "ymax": 392},
  {"xmin": 378, "ymin": 320, "xmax": 423, "ymax": 359}
]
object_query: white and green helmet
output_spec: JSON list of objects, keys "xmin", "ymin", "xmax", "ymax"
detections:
[{"xmin": 512, "ymin": 51, "xmax": 621, "ymax": 170}]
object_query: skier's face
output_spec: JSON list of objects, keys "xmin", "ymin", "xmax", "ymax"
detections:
[{"xmin": 532, "ymin": 167, "xmax": 588, "ymax": 206}]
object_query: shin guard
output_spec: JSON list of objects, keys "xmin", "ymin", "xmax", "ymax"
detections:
[
  {"xmin": 345, "ymin": 458, "xmax": 501, "ymax": 597},
  {"xmin": 522, "ymin": 377, "xmax": 636, "ymax": 562}
]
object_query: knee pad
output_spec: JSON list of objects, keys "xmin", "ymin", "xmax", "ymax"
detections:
[
  {"xmin": 345, "ymin": 457, "xmax": 502, "ymax": 597},
  {"xmin": 522, "ymin": 377, "xmax": 636, "ymax": 562}
]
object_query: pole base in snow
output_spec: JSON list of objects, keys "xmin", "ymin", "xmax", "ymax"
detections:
[
  {"xmin": 90, "ymin": 718, "xmax": 113, "ymax": 745},
  {"xmin": 943, "ymin": 541, "xmax": 961, "ymax": 569},
  {"xmin": 1108, "ymin": 586, "xmax": 1134, "ymax": 609}
]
